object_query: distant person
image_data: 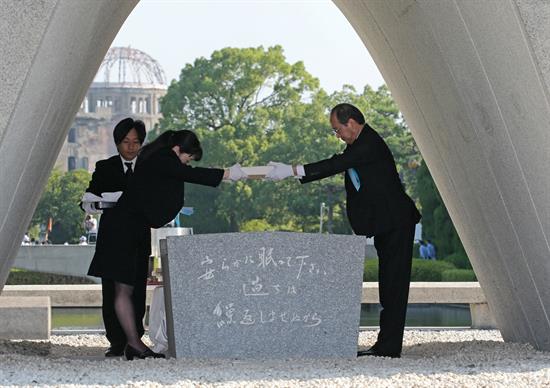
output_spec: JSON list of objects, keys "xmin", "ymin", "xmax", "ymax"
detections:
[
  {"xmin": 266, "ymin": 103, "xmax": 421, "ymax": 358},
  {"xmin": 78, "ymin": 235, "xmax": 88, "ymax": 245},
  {"xmin": 81, "ymin": 118, "xmax": 148, "ymax": 358},
  {"xmin": 22, "ymin": 233, "xmax": 30, "ymax": 245},
  {"xmin": 426, "ymin": 240, "xmax": 436, "ymax": 260},
  {"xmin": 87, "ymin": 129, "xmax": 246, "ymax": 360},
  {"xmin": 84, "ymin": 215, "xmax": 98, "ymax": 234},
  {"xmin": 419, "ymin": 240, "xmax": 429, "ymax": 260},
  {"xmin": 84, "ymin": 214, "xmax": 98, "ymax": 244}
]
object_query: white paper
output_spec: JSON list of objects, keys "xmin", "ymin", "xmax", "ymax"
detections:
[
  {"xmin": 100, "ymin": 191, "xmax": 122, "ymax": 202},
  {"xmin": 81, "ymin": 192, "xmax": 103, "ymax": 202},
  {"xmin": 241, "ymin": 166, "xmax": 274, "ymax": 176}
]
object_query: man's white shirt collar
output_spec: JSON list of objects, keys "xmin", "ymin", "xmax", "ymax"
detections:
[{"xmin": 120, "ymin": 155, "xmax": 137, "ymax": 172}]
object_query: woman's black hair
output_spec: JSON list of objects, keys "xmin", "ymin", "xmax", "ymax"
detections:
[{"xmin": 138, "ymin": 130, "xmax": 203, "ymax": 162}]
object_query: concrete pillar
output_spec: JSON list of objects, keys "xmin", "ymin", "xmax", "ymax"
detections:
[
  {"xmin": 334, "ymin": 0, "xmax": 550, "ymax": 349},
  {"xmin": 0, "ymin": 0, "xmax": 138, "ymax": 289},
  {"xmin": 470, "ymin": 303, "xmax": 497, "ymax": 330}
]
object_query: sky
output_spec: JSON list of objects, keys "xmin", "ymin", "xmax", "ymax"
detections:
[{"xmin": 110, "ymin": 0, "xmax": 384, "ymax": 93}]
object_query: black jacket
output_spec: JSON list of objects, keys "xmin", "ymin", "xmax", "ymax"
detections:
[
  {"xmin": 119, "ymin": 148, "xmax": 224, "ymax": 228},
  {"xmin": 84, "ymin": 155, "xmax": 131, "ymax": 232},
  {"xmin": 86, "ymin": 155, "xmax": 128, "ymax": 196},
  {"xmin": 300, "ymin": 124, "xmax": 420, "ymax": 237}
]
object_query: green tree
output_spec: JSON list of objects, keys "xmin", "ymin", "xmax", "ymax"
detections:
[
  {"xmin": 31, "ymin": 168, "xmax": 91, "ymax": 244},
  {"xmin": 260, "ymin": 90, "xmax": 350, "ymax": 233},
  {"xmin": 415, "ymin": 162, "xmax": 466, "ymax": 258},
  {"xmin": 158, "ymin": 46, "xmax": 426, "ymax": 234},
  {"xmin": 159, "ymin": 46, "xmax": 325, "ymax": 232}
]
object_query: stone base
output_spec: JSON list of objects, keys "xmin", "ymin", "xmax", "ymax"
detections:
[
  {"xmin": 0, "ymin": 296, "xmax": 51, "ymax": 339},
  {"xmin": 470, "ymin": 303, "xmax": 497, "ymax": 329}
]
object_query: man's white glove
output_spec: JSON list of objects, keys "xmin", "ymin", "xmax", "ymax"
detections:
[
  {"xmin": 265, "ymin": 161, "xmax": 294, "ymax": 181},
  {"xmin": 80, "ymin": 191, "xmax": 123, "ymax": 214},
  {"xmin": 225, "ymin": 163, "xmax": 248, "ymax": 182},
  {"xmin": 81, "ymin": 192, "xmax": 103, "ymax": 214},
  {"xmin": 81, "ymin": 202, "xmax": 102, "ymax": 214}
]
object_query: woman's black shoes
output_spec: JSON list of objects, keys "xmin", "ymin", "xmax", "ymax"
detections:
[
  {"xmin": 124, "ymin": 344, "xmax": 166, "ymax": 360},
  {"xmin": 105, "ymin": 345, "xmax": 125, "ymax": 357}
]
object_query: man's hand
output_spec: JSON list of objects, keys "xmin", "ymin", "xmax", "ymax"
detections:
[
  {"xmin": 80, "ymin": 202, "xmax": 103, "ymax": 215},
  {"xmin": 81, "ymin": 192, "xmax": 104, "ymax": 214},
  {"xmin": 265, "ymin": 161, "xmax": 295, "ymax": 181},
  {"xmin": 224, "ymin": 163, "xmax": 248, "ymax": 182}
]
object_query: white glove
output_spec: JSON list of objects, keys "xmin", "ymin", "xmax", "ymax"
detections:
[
  {"xmin": 81, "ymin": 192, "xmax": 103, "ymax": 214},
  {"xmin": 265, "ymin": 161, "xmax": 294, "ymax": 181},
  {"xmin": 225, "ymin": 163, "xmax": 248, "ymax": 182},
  {"xmin": 81, "ymin": 202, "xmax": 103, "ymax": 214}
]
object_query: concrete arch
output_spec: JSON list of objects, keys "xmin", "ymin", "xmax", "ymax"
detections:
[{"xmin": 1, "ymin": 0, "xmax": 549, "ymax": 350}]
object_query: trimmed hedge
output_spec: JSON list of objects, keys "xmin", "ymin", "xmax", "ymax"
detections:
[
  {"xmin": 443, "ymin": 252, "xmax": 472, "ymax": 269},
  {"xmin": 363, "ymin": 259, "xmax": 379, "ymax": 281},
  {"xmin": 411, "ymin": 259, "xmax": 455, "ymax": 281},
  {"xmin": 6, "ymin": 268, "xmax": 95, "ymax": 285},
  {"xmin": 364, "ymin": 258, "xmax": 464, "ymax": 281},
  {"xmin": 441, "ymin": 269, "xmax": 477, "ymax": 281}
]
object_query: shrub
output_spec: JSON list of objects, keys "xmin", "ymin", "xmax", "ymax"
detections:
[
  {"xmin": 240, "ymin": 219, "xmax": 274, "ymax": 232},
  {"xmin": 363, "ymin": 259, "xmax": 378, "ymax": 281},
  {"xmin": 443, "ymin": 252, "xmax": 472, "ymax": 269},
  {"xmin": 411, "ymin": 259, "xmax": 455, "ymax": 281},
  {"xmin": 7, "ymin": 268, "xmax": 95, "ymax": 285},
  {"xmin": 363, "ymin": 259, "xmax": 456, "ymax": 282},
  {"xmin": 410, "ymin": 262, "xmax": 440, "ymax": 281},
  {"xmin": 441, "ymin": 269, "xmax": 477, "ymax": 281}
]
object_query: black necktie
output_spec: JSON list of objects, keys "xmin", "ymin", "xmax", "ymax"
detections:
[{"xmin": 124, "ymin": 162, "xmax": 133, "ymax": 177}]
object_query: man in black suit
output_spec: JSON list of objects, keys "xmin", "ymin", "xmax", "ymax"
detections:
[
  {"xmin": 81, "ymin": 118, "xmax": 149, "ymax": 357},
  {"xmin": 266, "ymin": 103, "xmax": 421, "ymax": 358}
]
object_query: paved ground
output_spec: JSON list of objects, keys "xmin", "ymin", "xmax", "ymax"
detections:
[{"xmin": 0, "ymin": 330, "xmax": 549, "ymax": 387}]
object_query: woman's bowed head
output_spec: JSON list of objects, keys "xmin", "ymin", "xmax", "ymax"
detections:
[{"xmin": 139, "ymin": 130, "xmax": 248, "ymax": 181}]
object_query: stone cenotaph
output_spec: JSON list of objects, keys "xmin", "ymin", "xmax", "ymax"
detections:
[{"xmin": 160, "ymin": 232, "xmax": 365, "ymax": 359}]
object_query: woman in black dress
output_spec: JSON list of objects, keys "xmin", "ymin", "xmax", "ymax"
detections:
[{"xmin": 88, "ymin": 129, "xmax": 246, "ymax": 359}]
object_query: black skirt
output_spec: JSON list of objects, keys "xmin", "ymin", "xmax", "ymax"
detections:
[{"xmin": 88, "ymin": 207, "xmax": 151, "ymax": 285}]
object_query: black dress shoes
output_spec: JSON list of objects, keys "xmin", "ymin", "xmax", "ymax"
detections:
[
  {"xmin": 124, "ymin": 344, "xmax": 166, "ymax": 361},
  {"xmin": 105, "ymin": 345, "xmax": 125, "ymax": 357},
  {"xmin": 357, "ymin": 346, "xmax": 400, "ymax": 358}
]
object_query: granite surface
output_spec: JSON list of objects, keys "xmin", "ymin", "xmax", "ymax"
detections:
[{"xmin": 162, "ymin": 232, "xmax": 365, "ymax": 359}]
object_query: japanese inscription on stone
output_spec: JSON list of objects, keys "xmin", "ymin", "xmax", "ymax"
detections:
[{"xmin": 162, "ymin": 232, "xmax": 365, "ymax": 359}]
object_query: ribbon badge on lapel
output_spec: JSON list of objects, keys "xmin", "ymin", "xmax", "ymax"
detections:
[{"xmin": 347, "ymin": 168, "xmax": 361, "ymax": 191}]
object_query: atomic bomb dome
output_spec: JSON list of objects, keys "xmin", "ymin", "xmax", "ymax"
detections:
[
  {"xmin": 95, "ymin": 46, "xmax": 167, "ymax": 86},
  {"xmin": 55, "ymin": 47, "xmax": 168, "ymax": 173}
]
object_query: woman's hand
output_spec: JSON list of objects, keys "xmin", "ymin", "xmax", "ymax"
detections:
[{"xmin": 223, "ymin": 163, "xmax": 248, "ymax": 182}]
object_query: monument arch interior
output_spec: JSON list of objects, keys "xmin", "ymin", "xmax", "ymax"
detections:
[{"xmin": 1, "ymin": 0, "xmax": 549, "ymax": 350}]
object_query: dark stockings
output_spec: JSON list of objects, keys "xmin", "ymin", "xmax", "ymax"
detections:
[{"xmin": 114, "ymin": 281, "xmax": 146, "ymax": 352}]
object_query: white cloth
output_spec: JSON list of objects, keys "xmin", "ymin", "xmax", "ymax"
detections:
[
  {"xmin": 224, "ymin": 163, "xmax": 248, "ymax": 182},
  {"xmin": 100, "ymin": 191, "xmax": 123, "ymax": 202},
  {"xmin": 81, "ymin": 191, "xmax": 123, "ymax": 214},
  {"xmin": 265, "ymin": 161, "xmax": 295, "ymax": 180},
  {"xmin": 149, "ymin": 286, "xmax": 169, "ymax": 354}
]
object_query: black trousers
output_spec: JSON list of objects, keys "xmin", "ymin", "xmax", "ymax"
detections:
[
  {"xmin": 373, "ymin": 223, "xmax": 416, "ymax": 354},
  {"xmin": 101, "ymin": 256, "xmax": 148, "ymax": 347}
]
